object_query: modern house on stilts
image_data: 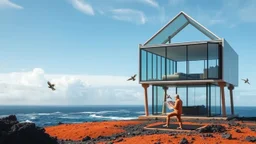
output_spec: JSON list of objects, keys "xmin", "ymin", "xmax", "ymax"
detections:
[{"xmin": 139, "ymin": 11, "xmax": 238, "ymax": 118}]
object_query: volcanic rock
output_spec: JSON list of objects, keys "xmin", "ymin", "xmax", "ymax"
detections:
[
  {"xmin": 0, "ymin": 115, "xmax": 58, "ymax": 144},
  {"xmin": 245, "ymin": 136, "xmax": 256, "ymax": 142},
  {"xmin": 203, "ymin": 133, "xmax": 214, "ymax": 137},
  {"xmin": 116, "ymin": 138, "xmax": 123, "ymax": 142},
  {"xmin": 222, "ymin": 133, "xmax": 232, "ymax": 140},
  {"xmin": 179, "ymin": 138, "xmax": 189, "ymax": 144},
  {"xmin": 235, "ymin": 129, "xmax": 242, "ymax": 133},
  {"xmin": 198, "ymin": 125, "xmax": 226, "ymax": 133},
  {"xmin": 82, "ymin": 136, "xmax": 91, "ymax": 141}
]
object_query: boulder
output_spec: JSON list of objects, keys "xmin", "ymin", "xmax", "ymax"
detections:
[
  {"xmin": 222, "ymin": 133, "xmax": 232, "ymax": 140},
  {"xmin": 245, "ymin": 136, "xmax": 256, "ymax": 142},
  {"xmin": 0, "ymin": 115, "xmax": 58, "ymax": 144}
]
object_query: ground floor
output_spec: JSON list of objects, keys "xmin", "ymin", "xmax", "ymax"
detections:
[{"xmin": 141, "ymin": 82, "xmax": 235, "ymax": 117}]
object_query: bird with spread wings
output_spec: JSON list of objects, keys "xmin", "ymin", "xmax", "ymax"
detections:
[
  {"xmin": 242, "ymin": 78, "xmax": 250, "ymax": 85},
  {"xmin": 127, "ymin": 74, "xmax": 137, "ymax": 81},
  {"xmin": 166, "ymin": 94, "xmax": 172, "ymax": 99},
  {"xmin": 47, "ymin": 81, "xmax": 56, "ymax": 91}
]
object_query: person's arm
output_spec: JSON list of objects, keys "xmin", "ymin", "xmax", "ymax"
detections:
[
  {"xmin": 167, "ymin": 101, "xmax": 174, "ymax": 106},
  {"xmin": 173, "ymin": 100, "xmax": 179, "ymax": 110}
]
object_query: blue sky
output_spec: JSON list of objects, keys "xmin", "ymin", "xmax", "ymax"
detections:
[{"xmin": 0, "ymin": 0, "xmax": 256, "ymax": 106}]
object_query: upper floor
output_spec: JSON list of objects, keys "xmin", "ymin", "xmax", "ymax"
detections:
[{"xmin": 138, "ymin": 11, "xmax": 238, "ymax": 86}]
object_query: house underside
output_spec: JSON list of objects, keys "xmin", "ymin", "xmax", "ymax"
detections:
[{"xmin": 152, "ymin": 84, "xmax": 222, "ymax": 117}]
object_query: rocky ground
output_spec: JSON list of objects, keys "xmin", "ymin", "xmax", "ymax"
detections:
[
  {"xmin": 46, "ymin": 117, "xmax": 256, "ymax": 144},
  {"xmin": 1, "ymin": 115, "xmax": 256, "ymax": 144},
  {"xmin": 0, "ymin": 115, "xmax": 58, "ymax": 144}
]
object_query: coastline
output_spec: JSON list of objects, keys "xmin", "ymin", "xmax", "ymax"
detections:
[{"xmin": 1, "ymin": 115, "xmax": 256, "ymax": 144}]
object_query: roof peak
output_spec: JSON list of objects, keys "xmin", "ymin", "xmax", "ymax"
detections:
[{"xmin": 143, "ymin": 11, "xmax": 221, "ymax": 46}]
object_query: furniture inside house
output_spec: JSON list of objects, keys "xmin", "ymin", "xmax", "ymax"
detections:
[
  {"xmin": 182, "ymin": 105, "xmax": 207, "ymax": 116},
  {"xmin": 161, "ymin": 66, "xmax": 219, "ymax": 80}
]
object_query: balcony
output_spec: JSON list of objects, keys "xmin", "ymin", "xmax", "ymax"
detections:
[{"xmin": 139, "ymin": 41, "xmax": 222, "ymax": 82}]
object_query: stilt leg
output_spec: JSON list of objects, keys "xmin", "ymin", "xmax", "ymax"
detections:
[
  {"xmin": 228, "ymin": 85, "xmax": 234, "ymax": 115},
  {"xmin": 218, "ymin": 82, "xmax": 226, "ymax": 117},
  {"xmin": 142, "ymin": 84, "xmax": 149, "ymax": 116}
]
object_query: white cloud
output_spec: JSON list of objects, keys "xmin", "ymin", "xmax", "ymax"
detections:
[
  {"xmin": 1, "ymin": 68, "xmax": 255, "ymax": 106},
  {"xmin": 0, "ymin": 0, "xmax": 23, "ymax": 9},
  {"xmin": 0, "ymin": 68, "xmax": 144, "ymax": 105},
  {"xmin": 140, "ymin": 0, "xmax": 159, "ymax": 8},
  {"xmin": 110, "ymin": 0, "xmax": 159, "ymax": 8},
  {"xmin": 70, "ymin": 0, "xmax": 94, "ymax": 15},
  {"xmin": 111, "ymin": 9, "xmax": 146, "ymax": 25}
]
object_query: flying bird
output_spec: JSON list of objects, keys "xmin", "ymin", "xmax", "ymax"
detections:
[
  {"xmin": 242, "ymin": 78, "xmax": 250, "ymax": 85},
  {"xmin": 166, "ymin": 94, "xmax": 172, "ymax": 99},
  {"xmin": 47, "ymin": 81, "xmax": 56, "ymax": 91},
  {"xmin": 127, "ymin": 74, "xmax": 137, "ymax": 81}
]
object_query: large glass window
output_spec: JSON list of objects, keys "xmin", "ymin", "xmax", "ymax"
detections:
[
  {"xmin": 140, "ymin": 42, "xmax": 221, "ymax": 82},
  {"xmin": 187, "ymin": 44, "xmax": 207, "ymax": 80},
  {"xmin": 161, "ymin": 57, "xmax": 166, "ymax": 80},
  {"xmin": 210, "ymin": 84, "xmax": 221, "ymax": 116},
  {"xmin": 157, "ymin": 55, "xmax": 161, "ymax": 80},
  {"xmin": 208, "ymin": 43, "xmax": 219, "ymax": 79},
  {"xmin": 152, "ymin": 55, "xmax": 157, "ymax": 80},
  {"xmin": 147, "ymin": 52, "xmax": 153, "ymax": 80},
  {"xmin": 140, "ymin": 50, "xmax": 147, "ymax": 81},
  {"xmin": 140, "ymin": 47, "xmax": 167, "ymax": 81},
  {"xmin": 152, "ymin": 85, "xmax": 221, "ymax": 116},
  {"xmin": 145, "ymin": 14, "xmax": 188, "ymax": 45},
  {"xmin": 166, "ymin": 87, "xmax": 177, "ymax": 113},
  {"xmin": 152, "ymin": 85, "xmax": 165, "ymax": 115},
  {"xmin": 166, "ymin": 46, "xmax": 187, "ymax": 80},
  {"xmin": 186, "ymin": 86, "xmax": 208, "ymax": 116},
  {"xmin": 177, "ymin": 86, "xmax": 187, "ymax": 106}
]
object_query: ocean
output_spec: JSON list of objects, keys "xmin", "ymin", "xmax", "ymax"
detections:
[{"xmin": 0, "ymin": 105, "xmax": 255, "ymax": 127}]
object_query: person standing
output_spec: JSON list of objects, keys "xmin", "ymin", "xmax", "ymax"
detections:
[{"xmin": 163, "ymin": 94, "xmax": 183, "ymax": 129}]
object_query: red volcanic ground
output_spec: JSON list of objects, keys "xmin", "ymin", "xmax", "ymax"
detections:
[
  {"xmin": 45, "ymin": 121, "xmax": 142, "ymax": 141},
  {"xmin": 45, "ymin": 119, "xmax": 256, "ymax": 144}
]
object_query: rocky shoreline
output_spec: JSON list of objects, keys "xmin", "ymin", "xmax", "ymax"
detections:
[
  {"xmin": 1, "ymin": 115, "xmax": 256, "ymax": 144},
  {"xmin": 0, "ymin": 115, "xmax": 58, "ymax": 144}
]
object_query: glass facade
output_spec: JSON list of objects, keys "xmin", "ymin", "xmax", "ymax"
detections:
[
  {"xmin": 145, "ymin": 14, "xmax": 188, "ymax": 45},
  {"xmin": 151, "ymin": 84, "xmax": 221, "ymax": 116},
  {"xmin": 209, "ymin": 84, "xmax": 221, "ymax": 116},
  {"xmin": 144, "ymin": 12, "xmax": 220, "ymax": 46},
  {"xmin": 208, "ymin": 43, "xmax": 220, "ymax": 79},
  {"xmin": 152, "ymin": 86, "xmax": 165, "ymax": 115},
  {"xmin": 140, "ymin": 42, "xmax": 222, "ymax": 82}
]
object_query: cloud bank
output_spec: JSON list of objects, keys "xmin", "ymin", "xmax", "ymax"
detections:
[
  {"xmin": 140, "ymin": 0, "xmax": 159, "ymax": 8},
  {"xmin": 0, "ymin": 0, "xmax": 23, "ymax": 9},
  {"xmin": 111, "ymin": 9, "xmax": 146, "ymax": 25},
  {"xmin": 0, "ymin": 68, "xmax": 144, "ymax": 105},
  {"xmin": 0, "ymin": 68, "xmax": 253, "ymax": 106},
  {"xmin": 70, "ymin": 0, "xmax": 94, "ymax": 15}
]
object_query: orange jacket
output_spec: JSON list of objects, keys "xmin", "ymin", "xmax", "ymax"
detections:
[{"xmin": 173, "ymin": 99, "xmax": 183, "ymax": 114}]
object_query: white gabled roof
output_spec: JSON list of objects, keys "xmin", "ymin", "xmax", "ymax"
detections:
[{"xmin": 144, "ymin": 11, "xmax": 221, "ymax": 46}]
